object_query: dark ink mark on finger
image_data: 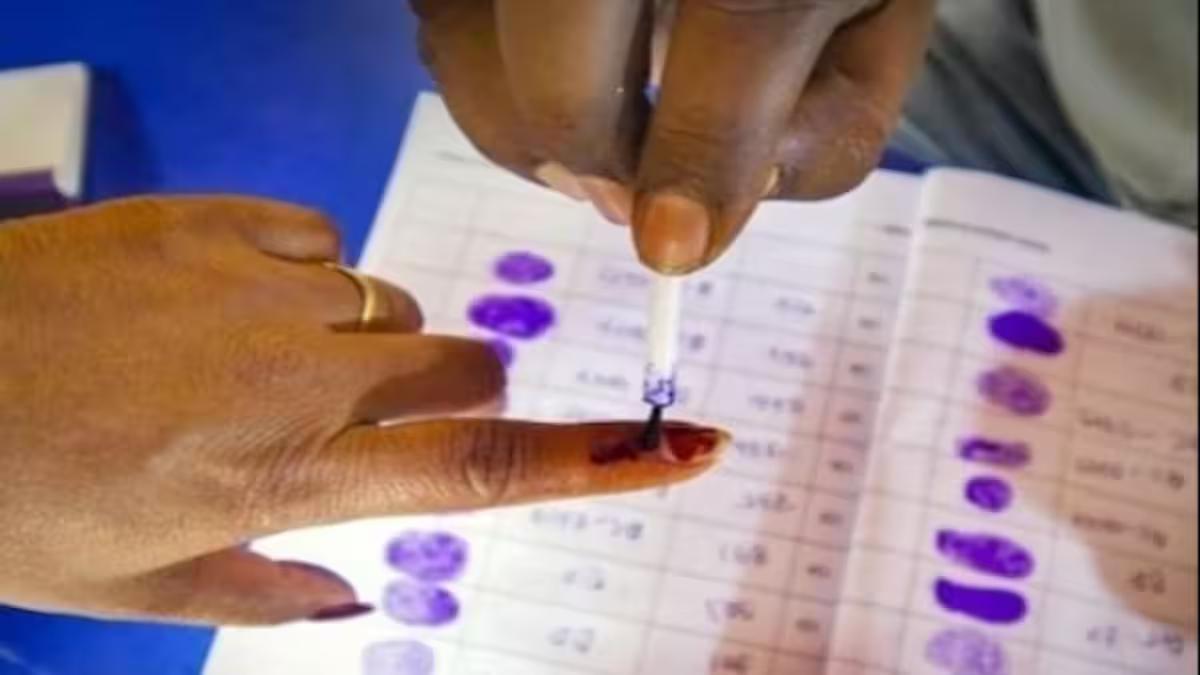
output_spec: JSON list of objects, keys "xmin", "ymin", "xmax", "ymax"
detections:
[
  {"xmin": 958, "ymin": 437, "xmax": 1031, "ymax": 468},
  {"xmin": 936, "ymin": 529, "xmax": 1034, "ymax": 579},
  {"xmin": 494, "ymin": 251, "xmax": 555, "ymax": 285},
  {"xmin": 988, "ymin": 311, "xmax": 1064, "ymax": 355},
  {"xmin": 363, "ymin": 639, "xmax": 436, "ymax": 675},
  {"xmin": 383, "ymin": 579, "xmax": 460, "ymax": 627},
  {"xmin": 977, "ymin": 366, "xmax": 1051, "ymax": 416},
  {"xmin": 925, "ymin": 627, "xmax": 1009, "ymax": 675},
  {"xmin": 964, "ymin": 476, "xmax": 1014, "ymax": 513},
  {"xmin": 934, "ymin": 578, "xmax": 1028, "ymax": 624},
  {"xmin": 468, "ymin": 294, "xmax": 556, "ymax": 339},
  {"xmin": 486, "ymin": 337, "xmax": 515, "ymax": 368},
  {"xmin": 386, "ymin": 531, "xmax": 469, "ymax": 583},
  {"xmin": 989, "ymin": 276, "xmax": 1058, "ymax": 318}
]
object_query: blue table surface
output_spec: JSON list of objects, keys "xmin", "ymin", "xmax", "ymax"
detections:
[{"xmin": 0, "ymin": 4, "xmax": 923, "ymax": 674}]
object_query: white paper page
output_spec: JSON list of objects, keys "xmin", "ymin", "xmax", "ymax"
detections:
[
  {"xmin": 203, "ymin": 94, "xmax": 920, "ymax": 675},
  {"xmin": 830, "ymin": 170, "xmax": 1199, "ymax": 675}
]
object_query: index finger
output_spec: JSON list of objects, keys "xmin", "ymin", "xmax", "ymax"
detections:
[
  {"xmin": 242, "ymin": 418, "xmax": 728, "ymax": 537},
  {"xmin": 634, "ymin": 0, "xmax": 877, "ymax": 273}
]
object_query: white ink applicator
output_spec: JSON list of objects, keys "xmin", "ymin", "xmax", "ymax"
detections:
[{"xmin": 639, "ymin": 272, "xmax": 684, "ymax": 448}]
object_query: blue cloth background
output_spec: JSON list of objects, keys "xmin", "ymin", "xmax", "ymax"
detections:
[{"xmin": 0, "ymin": 3, "xmax": 920, "ymax": 673}]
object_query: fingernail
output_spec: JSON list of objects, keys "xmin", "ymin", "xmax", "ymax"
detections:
[
  {"xmin": 762, "ymin": 166, "xmax": 781, "ymax": 198},
  {"xmin": 636, "ymin": 192, "xmax": 711, "ymax": 273},
  {"xmin": 308, "ymin": 602, "xmax": 374, "ymax": 622},
  {"xmin": 661, "ymin": 424, "xmax": 728, "ymax": 464},
  {"xmin": 580, "ymin": 176, "xmax": 633, "ymax": 225},
  {"xmin": 534, "ymin": 162, "xmax": 588, "ymax": 201}
]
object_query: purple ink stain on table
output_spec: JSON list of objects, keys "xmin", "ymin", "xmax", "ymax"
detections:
[
  {"xmin": 383, "ymin": 579, "xmax": 460, "ymax": 627},
  {"xmin": 964, "ymin": 476, "xmax": 1014, "ymax": 512},
  {"xmin": 934, "ymin": 578, "xmax": 1028, "ymax": 624},
  {"xmin": 989, "ymin": 276, "xmax": 1058, "ymax": 318},
  {"xmin": 493, "ymin": 251, "xmax": 555, "ymax": 285},
  {"xmin": 386, "ymin": 530, "xmax": 469, "ymax": 583},
  {"xmin": 977, "ymin": 366, "xmax": 1051, "ymax": 416},
  {"xmin": 486, "ymin": 337, "xmax": 515, "ymax": 368},
  {"xmin": 468, "ymin": 294, "xmax": 556, "ymax": 339},
  {"xmin": 988, "ymin": 311, "xmax": 1065, "ymax": 355},
  {"xmin": 958, "ymin": 437, "xmax": 1031, "ymax": 468},
  {"xmin": 363, "ymin": 640, "xmax": 435, "ymax": 675},
  {"xmin": 936, "ymin": 529, "xmax": 1034, "ymax": 579},
  {"xmin": 925, "ymin": 627, "xmax": 1008, "ymax": 675}
]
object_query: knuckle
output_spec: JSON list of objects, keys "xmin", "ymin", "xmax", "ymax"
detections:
[{"xmin": 454, "ymin": 422, "xmax": 531, "ymax": 506}]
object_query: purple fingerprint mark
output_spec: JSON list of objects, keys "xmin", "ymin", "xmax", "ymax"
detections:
[
  {"xmin": 958, "ymin": 437, "xmax": 1031, "ymax": 468},
  {"xmin": 935, "ymin": 529, "xmax": 1034, "ymax": 579},
  {"xmin": 964, "ymin": 476, "xmax": 1014, "ymax": 513},
  {"xmin": 925, "ymin": 627, "xmax": 1008, "ymax": 675},
  {"xmin": 386, "ymin": 531, "xmax": 469, "ymax": 583},
  {"xmin": 468, "ymin": 294, "xmax": 556, "ymax": 339},
  {"xmin": 493, "ymin": 251, "xmax": 554, "ymax": 285},
  {"xmin": 363, "ymin": 640, "xmax": 435, "ymax": 675},
  {"xmin": 383, "ymin": 579, "xmax": 460, "ymax": 627},
  {"xmin": 934, "ymin": 578, "xmax": 1028, "ymax": 625},
  {"xmin": 486, "ymin": 338, "xmax": 515, "ymax": 368},
  {"xmin": 988, "ymin": 311, "xmax": 1064, "ymax": 355},
  {"xmin": 977, "ymin": 366, "xmax": 1051, "ymax": 416},
  {"xmin": 989, "ymin": 276, "xmax": 1058, "ymax": 318}
]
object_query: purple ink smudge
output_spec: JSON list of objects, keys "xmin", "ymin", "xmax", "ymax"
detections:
[
  {"xmin": 958, "ymin": 437, "xmax": 1031, "ymax": 468},
  {"xmin": 386, "ymin": 530, "xmax": 469, "ymax": 583},
  {"xmin": 363, "ymin": 640, "xmax": 436, "ymax": 675},
  {"xmin": 935, "ymin": 529, "xmax": 1034, "ymax": 579},
  {"xmin": 988, "ymin": 311, "xmax": 1064, "ymax": 355},
  {"xmin": 989, "ymin": 276, "xmax": 1058, "ymax": 318},
  {"xmin": 964, "ymin": 476, "xmax": 1014, "ymax": 513},
  {"xmin": 934, "ymin": 578, "xmax": 1028, "ymax": 624},
  {"xmin": 486, "ymin": 338, "xmax": 515, "ymax": 368},
  {"xmin": 925, "ymin": 627, "xmax": 1008, "ymax": 675},
  {"xmin": 383, "ymin": 579, "xmax": 460, "ymax": 627},
  {"xmin": 976, "ymin": 366, "xmax": 1051, "ymax": 417},
  {"xmin": 493, "ymin": 251, "xmax": 555, "ymax": 285},
  {"xmin": 468, "ymin": 294, "xmax": 556, "ymax": 339}
]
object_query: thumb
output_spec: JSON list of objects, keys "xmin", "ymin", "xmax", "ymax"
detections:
[
  {"xmin": 244, "ymin": 418, "xmax": 730, "ymax": 537},
  {"xmin": 117, "ymin": 548, "xmax": 369, "ymax": 626}
]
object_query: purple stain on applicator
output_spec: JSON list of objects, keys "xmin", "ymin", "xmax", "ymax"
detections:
[
  {"xmin": 925, "ymin": 627, "xmax": 1008, "ymax": 675},
  {"xmin": 383, "ymin": 579, "xmax": 460, "ymax": 627},
  {"xmin": 468, "ymin": 294, "xmax": 556, "ymax": 339},
  {"xmin": 936, "ymin": 529, "xmax": 1034, "ymax": 579},
  {"xmin": 988, "ymin": 311, "xmax": 1064, "ymax": 355},
  {"xmin": 934, "ymin": 578, "xmax": 1028, "ymax": 625},
  {"xmin": 977, "ymin": 366, "xmax": 1051, "ymax": 416},
  {"xmin": 493, "ymin": 251, "xmax": 554, "ymax": 285},
  {"xmin": 386, "ymin": 531, "xmax": 469, "ymax": 583},
  {"xmin": 363, "ymin": 640, "xmax": 436, "ymax": 675},
  {"xmin": 964, "ymin": 476, "xmax": 1014, "ymax": 512},
  {"xmin": 958, "ymin": 437, "xmax": 1031, "ymax": 468}
]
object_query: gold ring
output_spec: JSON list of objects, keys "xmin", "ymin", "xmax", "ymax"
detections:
[{"xmin": 323, "ymin": 262, "xmax": 386, "ymax": 330}]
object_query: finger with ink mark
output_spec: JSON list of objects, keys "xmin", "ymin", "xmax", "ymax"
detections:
[{"xmin": 590, "ymin": 422, "xmax": 729, "ymax": 466}]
